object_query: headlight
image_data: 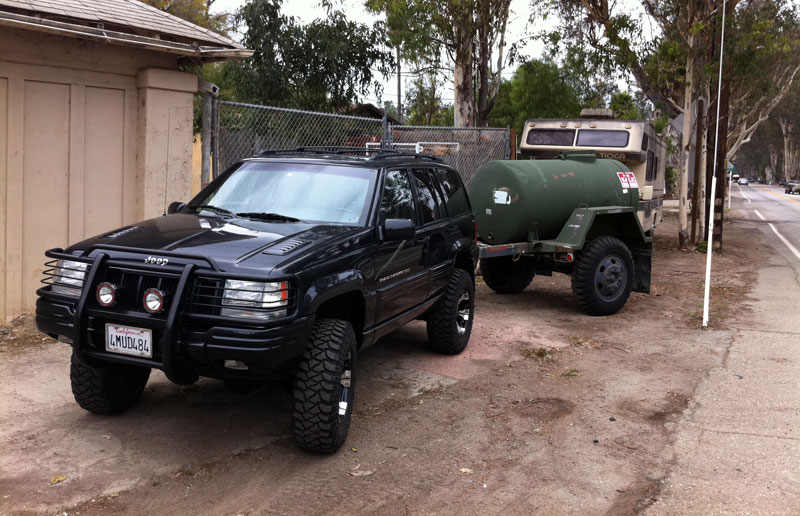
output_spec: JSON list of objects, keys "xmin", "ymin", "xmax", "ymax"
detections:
[
  {"xmin": 51, "ymin": 259, "xmax": 88, "ymax": 297},
  {"xmin": 220, "ymin": 280, "xmax": 290, "ymax": 320}
]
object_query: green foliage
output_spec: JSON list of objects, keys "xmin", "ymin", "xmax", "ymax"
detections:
[
  {"xmin": 608, "ymin": 92, "xmax": 644, "ymax": 120},
  {"xmin": 487, "ymin": 79, "xmax": 515, "ymax": 129},
  {"xmin": 227, "ymin": 0, "xmax": 394, "ymax": 111},
  {"xmin": 488, "ymin": 59, "xmax": 583, "ymax": 134},
  {"xmin": 403, "ymin": 71, "xmax": 453, "ymax": 126},
  {"xmin": 665, "ymin": 165, "xmax": 677, "ymax": 192}
]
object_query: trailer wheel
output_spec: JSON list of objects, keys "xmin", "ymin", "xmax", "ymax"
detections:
[
  {"xmin": 480, "ymin": 256, "xmax": 535, "ymax": 294},
  {"xmin": 572, "ymin": 237, "xmax": 634, "ymax": 316}
]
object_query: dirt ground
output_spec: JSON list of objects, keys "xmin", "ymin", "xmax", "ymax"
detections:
[{"xmin": 0, "ymin": 212, "xmax": 756, "ymax": 516}]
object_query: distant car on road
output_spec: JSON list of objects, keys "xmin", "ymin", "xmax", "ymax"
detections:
[
  {"xmin": 785, "ymin": 180, "xmax": 798, "ymax": 194},
  {"xmin": 738, "ymin": 177, "xmax": 749, "ymax": 186}
]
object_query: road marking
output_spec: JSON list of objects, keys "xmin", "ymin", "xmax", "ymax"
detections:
[
  {"xmin": 754, "ymin": 210, "xmax": 800, "ymax": 261},
  {"xmin": 756, "ymin": 185, "xmax": 800, "ymax": 205},
  {"xmin": 736, "ymin": 183, "xmax": 751, "ymax": 203}
]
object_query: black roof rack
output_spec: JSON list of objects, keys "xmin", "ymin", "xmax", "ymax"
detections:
[{"xmin": 253, "ymin": 146, "xmax": 443, "ymax": 163}]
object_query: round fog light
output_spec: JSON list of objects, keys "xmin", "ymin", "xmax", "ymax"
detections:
[
  {"xmin": 143, "ymin": 288, "xmax": 165, "ymax": 313},
  {"xmin": 96, "ymin": 282, "xmax": 117, "ymax": 307}
]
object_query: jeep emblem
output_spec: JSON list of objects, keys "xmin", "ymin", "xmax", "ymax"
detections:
[{"xmin": 145, "ymin": 256, "xmax": 169, "ymax": 266}]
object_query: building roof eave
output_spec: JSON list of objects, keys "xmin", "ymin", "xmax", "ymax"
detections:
[{"xmin": 0, "ymin": 10, "xmax": 253, "ymax": 61}]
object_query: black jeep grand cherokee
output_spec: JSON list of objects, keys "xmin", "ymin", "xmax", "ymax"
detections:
[{"xmin": 36, "ymin": 148, "xmax": 477, "ymax": 453}]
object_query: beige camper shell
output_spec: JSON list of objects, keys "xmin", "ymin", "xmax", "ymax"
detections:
[{"xmin": 519, "ymin": 116, "xmax": 666, "ymax": 233}]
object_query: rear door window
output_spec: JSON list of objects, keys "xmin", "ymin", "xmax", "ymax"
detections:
[
  {"xmin": 433, "ymin": 168, "xmax": 471, "ymax": 215},
  {"xmin": 410, "ymin": 169, "xmax": 443, "ymax": 225}
]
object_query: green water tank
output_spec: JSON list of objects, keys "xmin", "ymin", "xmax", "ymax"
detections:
[{"xmin": 469, "ymin": 155, "xmax": 638, "ymax": 244}]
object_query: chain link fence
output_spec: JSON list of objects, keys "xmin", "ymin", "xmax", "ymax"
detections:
[
  {"xmin": 387, "ymin": 125, "xmax": 510, "ymax": 185},
  {"xmin": 214, "ymin": 100, "xmax": 511, "ymax": 186}
]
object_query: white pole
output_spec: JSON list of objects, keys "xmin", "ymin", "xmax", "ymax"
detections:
[
  {"xmin": 703, "ymin": 175, "xmax": 717, "ymax": 327},
  {"xmin": 702, "ymin": 0, "xmax": 727, "ymax": 329}
]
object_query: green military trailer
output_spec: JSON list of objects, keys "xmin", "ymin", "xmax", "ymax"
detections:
[{"xmin": 469, "ymin": 152, "xmax": 652, "ymax": 316}]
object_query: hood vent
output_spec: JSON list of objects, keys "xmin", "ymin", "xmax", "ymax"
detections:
[
  {"xmin": 263, "ymin": 238, "xmax": 309, "ymax": 256},
  {"xmin": 102, "ymin": 226, "xmax": 138, "ymax": 239}
]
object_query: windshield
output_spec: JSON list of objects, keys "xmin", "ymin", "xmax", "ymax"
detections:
[{"xmin": 193, "ymin": 162, "xmax": 377, "ymax": 225}]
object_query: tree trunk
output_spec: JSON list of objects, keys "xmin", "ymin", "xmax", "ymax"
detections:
[
  {"xmin": 778, "ymin": 118, "xmax": 798, "ymax": 181},
  {"xmin": 768, "ymin": 145, "xmax": 779, "ymax": 183},
  {"xmin": 453, "ymin": 28, "xmax": 475, "ymax": 127},
  {"xmin": 396, "ymin": 46, "xmax": 402, "ymax": 124},
  {"xmin": 691, "ymin": 96, "xmax": 705, "ymax": 244},
  {"xmin": 698, "ymin": 89, "xmax": 708, "ymax": 240},
  {"xmin": 678, "ymin": 31, "xmax": 695, "ymax": 248},
  {"xmin": 476, "ymin": 0, "xmax": 490, "ymax": 127}
]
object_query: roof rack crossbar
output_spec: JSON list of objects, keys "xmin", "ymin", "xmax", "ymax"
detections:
[{"xmin": 254, "ymin": 146, "xmax": 443, "ymax": 162}]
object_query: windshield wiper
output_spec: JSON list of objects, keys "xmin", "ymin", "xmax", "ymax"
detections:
[
  {"xmin": 235, "ymin": 212, "xmax": 303, "ymax": 223},
  {"xmin": 190, "ymin": 204, "xmax": 235, "ymax": 216}
]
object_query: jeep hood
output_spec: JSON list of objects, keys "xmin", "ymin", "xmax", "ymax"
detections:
[{"xmin": 66, "ymin": 213, "xmax": 360, "ymax": 269}]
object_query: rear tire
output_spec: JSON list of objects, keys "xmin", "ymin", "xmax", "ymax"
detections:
[
  {"xmin": 572, "ymin": 237, "xmax": 634, "ymax": 316},
  {"xmin": 480, "ymin": 256, "xmax": 535, "ymax": 294},
  {"xmin": 70, "ymin": 352, "xmax": 151, "ymax": 415},
  {"xmin": 426, "ymin": 269, "xmax": 474, "ymax": 355},
  {"xmin": 292, "ymin": 319, "xmax": 357, "ymax": 454}
]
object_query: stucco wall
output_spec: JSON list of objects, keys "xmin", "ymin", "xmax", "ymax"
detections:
[{"xmin": 0, "ymin": 27, "xmax": 197, "ymax": 321}]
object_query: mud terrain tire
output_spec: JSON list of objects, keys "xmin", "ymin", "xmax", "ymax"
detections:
[
  {"xmin": 292, "ymin": 319, "xmax": 357, "ymax": 454},
  {"xmin": 70, "ymin": 352, "xmax": 151, "ymax": 415},
  {"xmin": 426, "ymin": 269, "xmax": 474, "ymax": 355}
]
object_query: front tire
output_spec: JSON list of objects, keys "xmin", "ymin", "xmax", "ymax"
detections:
[
  {"xmin": 292, "ymin": 319, "xmax": 357, "ymax": 454},
  {"xmin": 480, "ymin": 256, "xmax": 535, "ymax": 294},
  {"xmin": 426, "ymin": 269, "xmax": 474, "ymax": 355},
  {"xmin": 572, "ymin": 237, "xmax": 634, "ymax": 316},
  {"xmin": 70, "ymin": 352, "xmax": 151, "ymax": 415}
]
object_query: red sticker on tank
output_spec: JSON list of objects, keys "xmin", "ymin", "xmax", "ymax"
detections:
[{"xmin": 618, "ymin": 172, "xmax": 639, "ymax": 189}]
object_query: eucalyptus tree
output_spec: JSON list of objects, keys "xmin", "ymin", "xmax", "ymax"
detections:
[
  {"xmin": 773, "ymin": 79, "xmax": 800, "ymax": 181},
  {"xmin": 366, "ymin": 0, "xmax": 515, "ymax": 127}
]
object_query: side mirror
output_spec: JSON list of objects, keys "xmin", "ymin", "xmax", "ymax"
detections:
[
  {"xmin": 383, "ymin": 219, "xmax": 415, "ymax": 241},
  {"xmin": 167, "ymin": 201, "xmax": 186, "ymax": 214}
]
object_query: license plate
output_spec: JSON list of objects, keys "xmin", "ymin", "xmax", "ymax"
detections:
[{"xmin": 105, "ymin": 324, "xmax": 153, "ymax": 358}]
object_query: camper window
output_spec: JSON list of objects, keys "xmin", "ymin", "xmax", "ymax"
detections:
[
  {"xmin": 576, "ymin": 130, "xmax": 630, "ymax": 148},
  {"xmin": 526, "ymin": 129, "xmax": 576, "ymax": 146}
]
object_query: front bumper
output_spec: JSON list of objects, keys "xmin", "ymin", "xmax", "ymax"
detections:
[{"xmin": 36, "ymin": 248, "xmax": 311, "ymax": 382}]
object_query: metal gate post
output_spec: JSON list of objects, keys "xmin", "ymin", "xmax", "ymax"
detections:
[
  {"xmin": 381, "ymin": 111, "xmax": 390, "ymax": 150},
  {"xmin": 212, "ymin": 97, "xmax": 220, "ymax": 179},
  {"xmin": 199, "ymin": 80, "xmax": 220, "ymax": 183}
]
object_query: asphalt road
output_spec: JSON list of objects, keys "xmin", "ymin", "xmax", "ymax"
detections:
[{"xmin": 733, "ymin": 183, "xmax": 800, "ymax": 267}]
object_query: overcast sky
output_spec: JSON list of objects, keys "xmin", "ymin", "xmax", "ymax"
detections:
[{"xmin": 209, "ymin": 0, "xmax": 551, "ymax": 107}]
